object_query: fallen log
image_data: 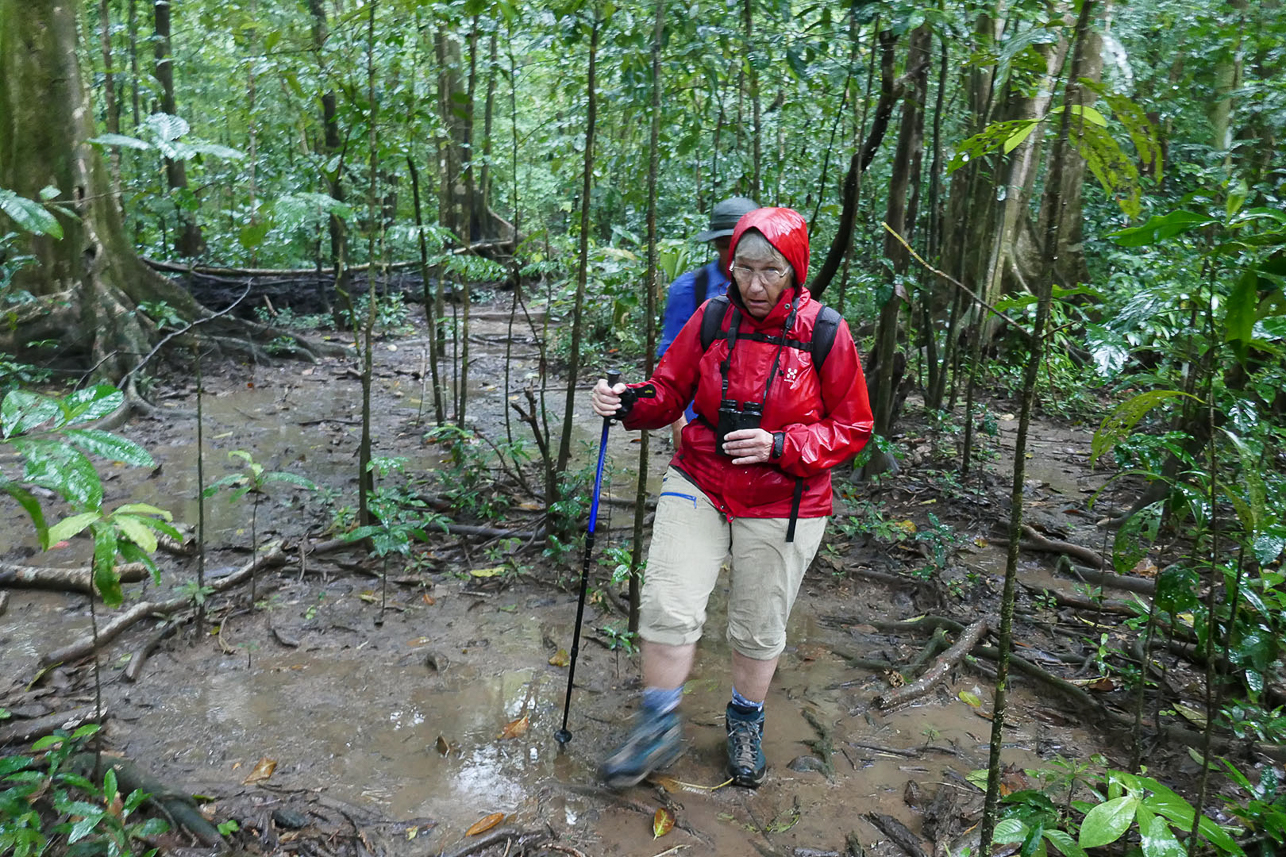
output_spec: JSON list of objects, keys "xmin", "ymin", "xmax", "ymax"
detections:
[
  {"xmin": 0, "ymin": 705, "xmax": 101, "ymax": 746},
  {"xmin": 0, "ymin": 562, "xmax": 148, "ymax": 594},
  {"xmin": 41, "ymin": 545, "xmax": 285, "ymax": 667},
  {"xmin": 876, "ymin": 620, "xmax": 987, "ymax": 710}
]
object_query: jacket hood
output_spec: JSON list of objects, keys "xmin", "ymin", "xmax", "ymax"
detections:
[{"xmin": 727, "ymin": 207, "xmax": 810, "ymax": 286}]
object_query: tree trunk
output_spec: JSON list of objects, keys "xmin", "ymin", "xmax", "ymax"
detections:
[
  {"xmin": 307, "ymin": 0, "xmax": 346, "ymax": 316},
  {"xmin": 152, "ymin": 0, "xmax": 204, "ymax": 257},
  {"xmin": 97, "ymin": 0, "xmax": 121, "ymax": 193},
  {"xmin": 0, "ymin": 0, "xmax": 204, "ymax": 380},
  {"xmin": 864, "ymin": 24, "xmax": 932, "ymax": 477},
  {"xmin": 810, "ymin": 28, "xmax": 898, "ymax": 300},
  {"xmin": 555, "ymin": 12, "xmax": 600, "ymax": 477}
]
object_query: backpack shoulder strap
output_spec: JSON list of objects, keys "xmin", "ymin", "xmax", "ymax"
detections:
[
  {"xmin": 692, "ymin": 263, "xmax": 711, "ymax": 307},
  {"xmin": 700, "ymin": 294, "xmax": 732, "ymax": 351},
  {"xmin": 811, "ymin": 305, "xmax": 842, "ymax": 372}
]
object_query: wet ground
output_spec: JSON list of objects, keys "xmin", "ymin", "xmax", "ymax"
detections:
[{"xmin": 1, "ymin": 292, "xmax": 1127, "ymax": 856}]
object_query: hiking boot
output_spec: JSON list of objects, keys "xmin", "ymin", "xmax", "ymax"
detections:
[
  {"xmin": 599, "ymin": 709, "xmax": 684, "ymax": 789},
  {"xmin": 725, "ymin": 704, "xmax": 766, "ymax": 788}
]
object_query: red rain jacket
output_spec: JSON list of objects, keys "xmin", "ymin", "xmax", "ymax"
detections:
[{"xmin": 622, "ymin": 208, "xmax": 873, "ymax": 519}]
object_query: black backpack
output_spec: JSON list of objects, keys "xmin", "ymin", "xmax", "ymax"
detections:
[{"xmin": 698, "ymin": 294, "xmax": 843, "ymax": 371}]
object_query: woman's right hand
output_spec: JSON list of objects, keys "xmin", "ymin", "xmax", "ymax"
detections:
[{"xmin": 591, "ymin": 378, "xmax": 627, "ymax": 419}]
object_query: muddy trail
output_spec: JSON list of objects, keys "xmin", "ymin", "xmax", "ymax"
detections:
[{"xmin": 1, "ymin": 288, "xmax": 1180, "ymax": 857}]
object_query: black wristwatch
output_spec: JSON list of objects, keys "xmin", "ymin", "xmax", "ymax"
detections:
[{"xmin": 771, "ymin": 431, "xmax": 785, "ymax": 460}]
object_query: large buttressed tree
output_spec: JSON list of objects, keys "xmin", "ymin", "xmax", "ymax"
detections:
[{"xmin": 0, "ymin": 0, "xmax": 205, "ymax": 381}]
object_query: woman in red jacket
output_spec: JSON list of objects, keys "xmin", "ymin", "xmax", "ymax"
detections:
[{"xmin": 590, "ymin": 207, "xmax": 873, "ymax": 789}]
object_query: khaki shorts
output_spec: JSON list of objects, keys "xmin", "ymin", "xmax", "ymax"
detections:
[{"xmin": 639, "ymin": 467, "xmax": 827, "ymax": 660}]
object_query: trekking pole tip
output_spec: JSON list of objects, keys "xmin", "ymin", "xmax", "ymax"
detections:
[{"xmin": 554, "ymin": 728, "xmax": 572, "ymax": 746}]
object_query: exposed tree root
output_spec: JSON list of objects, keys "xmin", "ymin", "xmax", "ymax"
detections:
[
  {"xmin": 1054, "ymin": 555, "xmax": 1156, "ymax": 595},
  {"xmin": 876, "ymin": 620, "xmax": 987, "ymax": 710},
  {"xmin": 1020, "ymin": 582, "xmax": 1139, "ymax": 616},
  {"xmin": 69, "ymin": 752, "xmax": 226, "ymax": 849},
  {"xmin": 1000, "ymin": 523, "xmax": 1107, "ymax": 568},
  {"xmin": 864, "ymin": 813, "xmax": 928, "ymax": 857},
  {"xmin": 40, "ymin": 544, "xmax": 286, "ymax": 667},
  {"xmin": 0, "ymin": 705, "xmax": 101, "ymax": 746},
  {"xmin": 123, "ymin": 617, "xmax": 185, "ymax": 683},
  {"xmin": 0, "ymin": 562, "xmax": 147, "ymax": 594}
]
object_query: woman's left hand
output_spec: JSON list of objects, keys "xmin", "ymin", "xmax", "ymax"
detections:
[{"xmin": 722, "ymin": 428, "xmax": 774, "ymax": 466}]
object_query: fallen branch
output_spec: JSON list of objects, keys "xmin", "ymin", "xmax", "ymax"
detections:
[
  {"xmin": 0, "ymin": 705, "xmax": 101, "ymax": 746},
  {"xmin": 0, "ymin": 562, "xmax": 147, "ymax": 594},
  {"xmin": 876, "ymin": 620, "xmax": 987, "ymax": 710},
  {"xmin": 865, "ymin": 813, "xmax": 929, "ymax": 857},
  {"xmin": 41, "ymin": 545, "xmax": 286, "ymax": 667},
  {"xmin": 439, "ymin": 827, "xmax": 522, "ymax": 857}
]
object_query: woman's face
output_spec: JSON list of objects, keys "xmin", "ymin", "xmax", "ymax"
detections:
[{"xmin": 731, "ymin": 253, "xmax": 793, "ymax": 319}]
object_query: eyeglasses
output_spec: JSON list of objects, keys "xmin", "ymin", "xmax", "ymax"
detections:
[{"xmin": 730, "ymin": 264, "xmax": 789, "ymax": 286}]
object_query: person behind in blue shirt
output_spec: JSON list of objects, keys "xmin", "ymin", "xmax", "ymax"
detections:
[{"xmin": 657, "ymin": 195, "xmax": 759, "ymax": 449}]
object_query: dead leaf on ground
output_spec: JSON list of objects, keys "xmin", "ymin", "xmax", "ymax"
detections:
[
  {"xmin": 883, "ymin": 669, "xmax": 906, "ymax": 688},
  {"xmin": 422, "ymin": 593, "xmax": 436, "ymax": 606},
  {"xmin": 242, "ymin": 757, "xmax": 277, "ymax": 785},
  {"xmin": 653, "ymin": 807, "xmax": 675, "ymax": 839},
  {"xmin": 1132, "ymin": 559, "xmax": 1159, "ymax": 578},
  {"xmin": 497, "ymin": 714, "xmax": 529, "ymax": 740},
  {"xmin": 796, "ymin": 644, "xmax": 830, "ymax": 662},
  {"xmin": 549, "ymin": 649, "xmax": 570, "ymax": 668},
  {"xmin": 465, "ymin": 813, "xmax": 504, "ymax": 836},
  {"xmin": 1085, "ymin": 677, "xmax": 1118, "ymax": 692},
  {"xmin": 470, "ymin": 566, "xmax": 505, "ymax": 578}
]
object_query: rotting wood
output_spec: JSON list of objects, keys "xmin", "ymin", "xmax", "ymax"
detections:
[
  {"xmin": 876, "ymin": 619, "xmax": 987, "ymax": 709},
  {"xmin": 0, "ymin": 562, "xmax": 147, "ymax": 594},
  {"xmin": 865, "ymin": 813, "xmax": 929, "ymax": 857},
  {"xmin": 0, "ymin": 705, "xmax": 101, "ymax": 746},
  {"xmin": 40, "ymin": 545, "xmax": 286, "ymax": 667}
]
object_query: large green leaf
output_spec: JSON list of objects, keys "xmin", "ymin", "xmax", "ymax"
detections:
[
  {"xmin": 1078, "ymin": 795, "xmax": 1138, "ymax": 849},
  {"xmin": 65, "ymin": 385, "xmax": 125, "ymax": 425},
  {"xmin": 1, "ymin": 391, "xmax": 60, "ymax": 437},
  {"xmin": 1136, "ymin": 807, "xmax": 1185, "ymax": 857},
  {"xmin": 45, "ymin": 512, "xmax": 101, "ymax": 546},
  {"xmin": 1110, "ymin": 210, "xmax": 1214, "ymax": 247},
  {"xmin": 1092, "ymin": 390, "xmax": 1200, "ymax": 465},
  {"xmin": 0, "ymin": 188, "xmax": 62, "ymax": 238},
  {"xmin": 3, "ymin": 483, "xmax": 47, "ymax": 545},
  {"xmin": 63, "ymin": 429, "xmax": 153, "ymax": 467},
  {"xmin": 87, "ymin": 133, "xmax": 153, "ymax": 151},
  {"xmin": 13, "ymin": 440, "xmax": 102, "ymax": 509},
  {"xmin": 113, "ymin": 514, "xmax": 158, "ymax": 554},
  {"xmin": 1225, "ymin": 269, "xmax": 1260, "ymax": 348},
  {"xmin": 91, "ymin": 524, "xmax": 123, "ymax": 606},
  {"xmin": 1042, "ymin": 829, "xmax": 1087, "ymax": 857}
]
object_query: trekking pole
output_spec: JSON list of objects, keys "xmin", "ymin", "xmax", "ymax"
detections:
[{"xmin": 554, "ymin": 370, "xmax": 621, "ymax": 746}]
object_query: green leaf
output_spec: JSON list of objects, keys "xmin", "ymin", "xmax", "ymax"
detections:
[
  {"xmin": 1042, "ymin": 829, "xmax": 1088, "ymax": 857},
  {"xmin": 992, "ymin": 818, "xmax": 1029, "ymax": 844},
  {"xmin": 14, "ymin": 439, "xmax": 103, "ymax": 509},
  {"xmin": 1113, "ymin": 504, "xmax": 1159, "ymax": 576},
  {"xmin": 3, "ymin": 484, "xmax": 47, "ymax": 546},
  {"xmin": 92, "ymin": 524, "xmax": 123, "ymax": 607},
  {"xmin": 1078, "ymin": 795, "xmax": 1138, "ymax": 849},
  {"xmin": 113, "ymin": 514, "xmax": 158, "ymax": 554},
  {"xmin": 145, "ymin": 112, "xmax": 190, "ymax": 143},
  {"xmin": 102, "ymin": 767, "xmax": 118, "ymax": 804},
  {"xmin": 63, "ymin": 429, "xmax": 153, "ymax": 467},
  {"xmin": 87, "ymin": 133, "xmax": 153, "ymax": 151},
  {"xmin": 112, "ymin": 503, "xmax": 171, "ymax": 518},
  {"xmin": 1110, "ymin": 210, "xmax": 1213, "ymax": 247},
  {"xmin": 187, "ymin": 141, "xmax": 245, "ymax": 160},
  {"xmin": 65, "ymin": 385, "xmax": 126, "ymax": 425},
  {"xmin": 1092, "ymin": 390, "xmax": 1200, "ymax": 465},
  {"xmin": 1225, "ymin": 270, "xmax": 1260, "ymax": 347},
  {"xmin": 263, "ymin": 471, "xmax": 318, "ymax": 490},
  {"xmin": 68, "ymin": 812, "xmax": 104, "ymax": 843},
  {"xmin": 38, "ymin": 185, "xmax": 60, "ymax": 201},
  {"xmin": 1226, "ymin": 178, "xmax": 1248, "ymax": 217},
  {"xmin": 2, "ymin": 390, "xmax": 61, "ymax": 437},
  {"xmin": 46, "ymin": 512, "xmax": 101, "ymax": 546},
  {"xmin": 0, "ymin": 188, "xmax": 62, "ymax": 238}
]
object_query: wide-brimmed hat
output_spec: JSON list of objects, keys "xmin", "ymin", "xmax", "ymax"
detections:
[{"xmin": 694, "ymin": 196, "xmax": 759, "ymax": 242}]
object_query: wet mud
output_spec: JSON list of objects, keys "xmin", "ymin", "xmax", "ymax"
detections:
[{"xmin": 2, "ymin": 293, "xmax": 1125, "ymax": 856}]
